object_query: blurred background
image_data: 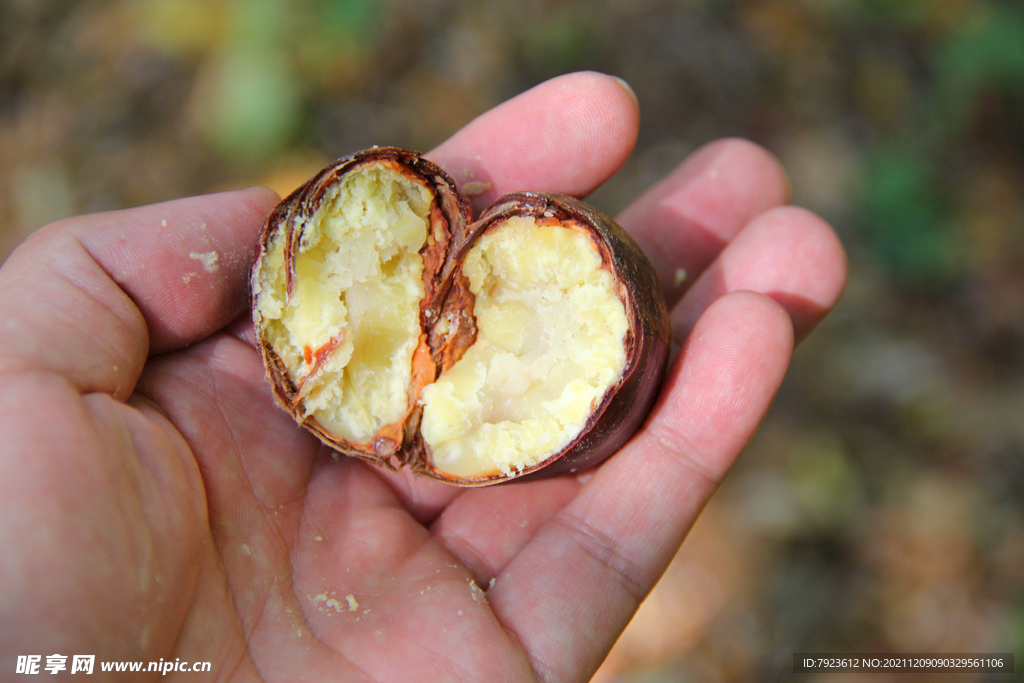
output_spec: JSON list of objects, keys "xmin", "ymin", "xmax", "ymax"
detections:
[{"xmin": 2, "ymin": 0, "xmax": 1023, "ymax": 680}]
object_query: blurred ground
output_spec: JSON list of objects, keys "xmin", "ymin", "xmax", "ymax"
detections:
[{"xmin": 2, "ymin": 0, "xmax": 1023, "ymax": 680}]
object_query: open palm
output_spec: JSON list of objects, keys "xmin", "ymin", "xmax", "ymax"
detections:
[{"xmin": 0, "ymin": 73, "xmax": 846, "ymax": 682}]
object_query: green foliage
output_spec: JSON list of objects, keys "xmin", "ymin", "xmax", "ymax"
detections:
[
  {"xmin": 192, "ymin": 0, "xmax": 383, "ymax": 161},
  {"xmin": 933, "ymin": 2, "xmax": 1024, "ymax": 133},
  {"xmin": 858, "ymin": 141, "xmax": 960, "ymax": 284},
  {"xmin": 786, "ymin": 430, "xmax": 863, "ymax": 530},
  {"xmin": 517, "ymin": 6, "xmax": 603, "ymax": 75},
  {"xmin": 859, "ymin": 0, "xmax": 938, "ymax": 25},
  {"xmin": 1009, "ymin": 602, "xmax": 1024, "ymax": 666},
  {"xmin": 321, "ymin": 0, "xmax": 380, "ymax": 42},
  {"xmin": 200, "ymin": 46, "xmax": 303, "ymax": 161},
  {"xmin": 229, "ymin": 0, "xmax": 290, "ymax": 45},
  {"xmin": 854, "ymin": 0, "xmax": 1024, "ymax": 285}
]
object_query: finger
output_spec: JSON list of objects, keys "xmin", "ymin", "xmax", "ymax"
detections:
[
  {"xmin": 487, "ymin": 292, "xmax": 794, "ymax": 683},
  {"xmin": 429, "ymin": 478, "xmax": 582, "ymax": 584},
  {"xmin": 671, "ymin": 206, "xmax": 848, "ymax": 344},
  {"xmin": 426, "ymin": 71, "xmax": 640, "ymax": 214},
  {"xmin": 616, "ymin": 138, "xmax": 790, "ymax": 306},
  {"xmin": 0, "ymin": 188, "xmax": 279, "ymax": 399},
  {"xmin": 63, "ymin": 187, "xmax": 279, "ymax": 354},
  {"xmin": 368, "ymin": 467, "xmax": 474, "ymax": 526},
  {"xmin": 0, "ymin": 372, "xmax": 205, "ymax": 664}
]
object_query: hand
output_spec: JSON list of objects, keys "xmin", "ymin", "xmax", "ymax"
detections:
[{"xmin": 0, "ymin": 72, "xmax": 845, "ymax": 681}]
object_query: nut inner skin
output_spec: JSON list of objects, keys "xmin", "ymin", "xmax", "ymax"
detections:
[{"xmin": 252, "ymin": 149, "xmax": 670, "ymax": 486}]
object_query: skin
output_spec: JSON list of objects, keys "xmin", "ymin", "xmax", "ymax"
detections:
[{"xmin": 0, "ymin": 72, "xmax": 846, "ymax": 682}]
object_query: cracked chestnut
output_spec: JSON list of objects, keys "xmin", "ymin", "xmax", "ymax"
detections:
[{"xmin": 251, "ymin": 148, "xmax": 670, "ymax": 485}]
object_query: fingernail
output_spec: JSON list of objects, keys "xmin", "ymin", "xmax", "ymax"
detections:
[{"xmin": 611, "ymin": 75, "xmax": 640, "ymax": 111}]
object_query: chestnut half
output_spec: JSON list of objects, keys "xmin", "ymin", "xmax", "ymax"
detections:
[{"xmin": 251, "ymin": 148, "xmax": 670, "ymax": 485}]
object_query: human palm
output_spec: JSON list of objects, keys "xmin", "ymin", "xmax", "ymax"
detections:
[{"xmin": 0, "ymin": 73, "xmax": 846, "ymax": 682}]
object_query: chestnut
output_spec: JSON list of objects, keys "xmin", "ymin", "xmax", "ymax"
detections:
[{"xmin": 251, "ymin": 148, "xmax": 670, "ymax": 485}]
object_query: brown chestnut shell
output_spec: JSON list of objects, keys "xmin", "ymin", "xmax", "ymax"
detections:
[{"xmin": 251, "ymin": 149, "xmax": 670, "ymax": 486}]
